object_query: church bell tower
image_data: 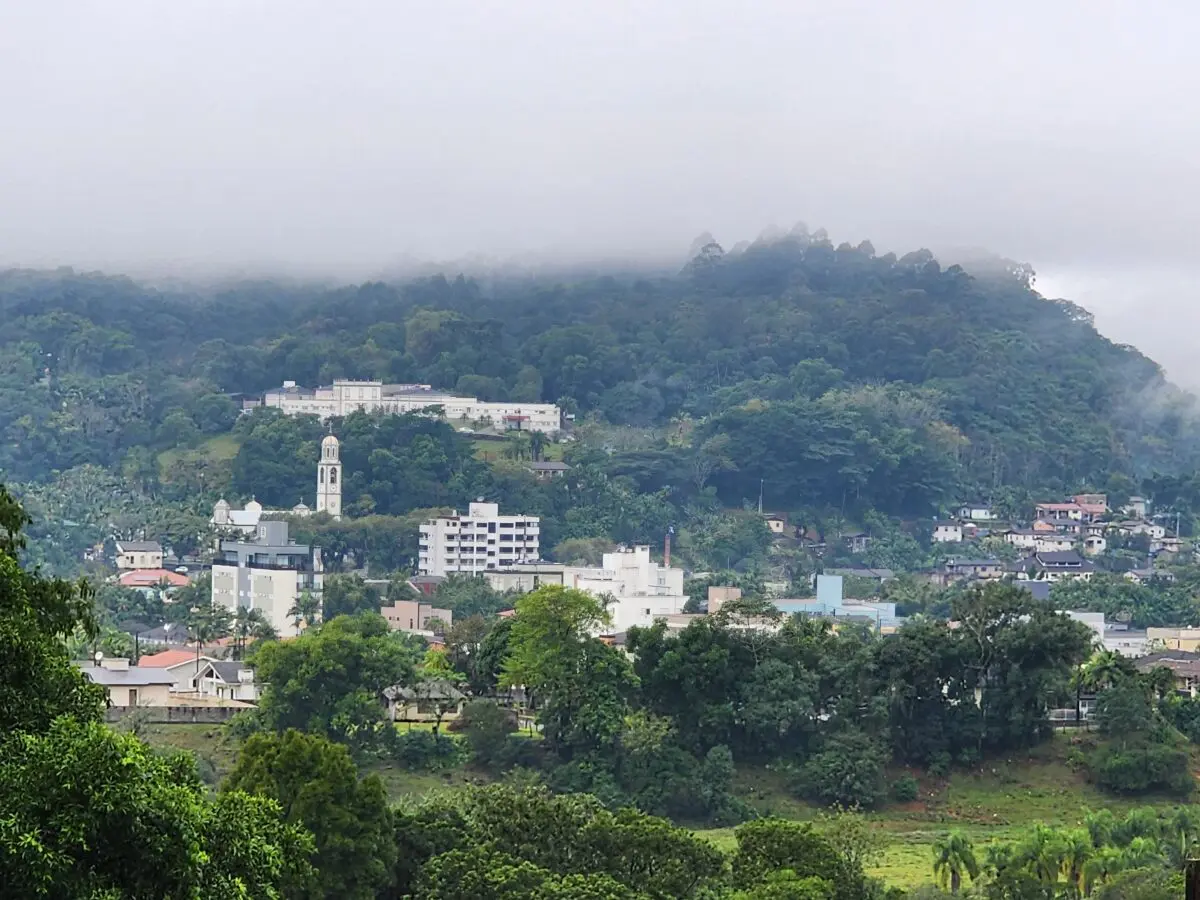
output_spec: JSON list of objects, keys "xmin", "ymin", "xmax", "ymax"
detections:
[{"xmin": 317, "ymin": 434, "xmax": 342, "ymax": 520}]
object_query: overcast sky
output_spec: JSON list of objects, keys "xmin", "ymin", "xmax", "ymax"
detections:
[{"xmin": 3, "ymin": 3, "xmax": 1199, "ymax": 375}]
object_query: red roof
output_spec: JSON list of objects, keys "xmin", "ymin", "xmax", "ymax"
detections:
[
  {"xmin": 118, "ymin": 569, "xmax": 190, "ymax": 588},
  {"xmin": 138, "ymin": 649, "xmax": 196, "ymax": 668},
  {"xmin": 497, "ymin": 608, "xmax": 516, "ymax": 618}
]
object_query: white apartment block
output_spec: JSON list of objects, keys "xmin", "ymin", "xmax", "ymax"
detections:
[
  {"xmin": 484, "ymin": 545, "xmax": 686, "ymax": 635},
  {"xmin": 418, "ymin": 502, "xmax": 540, "ymax": 576},
  {"xmin": 210, "ymin": 520, "xmax": 323, "ymax": 637},
  {"xmin": 263, "ymin": 379, "xmax": 562, "ymax": 433}
]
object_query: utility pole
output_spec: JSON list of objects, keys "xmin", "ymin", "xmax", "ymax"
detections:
[{"xmin": 758, "ymin": 479, "xmax": 764, "ymax": 514}]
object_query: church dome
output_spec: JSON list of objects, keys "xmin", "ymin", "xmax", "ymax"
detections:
[
  {"xmin": 245, "ymin": 499, "xmax": 263, "ymax": 513},
  {"xmin": 321, "ymin": 434, "xmax": 340, "ymax": 459}
]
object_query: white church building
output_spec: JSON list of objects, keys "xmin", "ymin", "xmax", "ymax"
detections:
[{"xmin": 211, "ymin": 434, "xmax": 344, "ymax": 534}]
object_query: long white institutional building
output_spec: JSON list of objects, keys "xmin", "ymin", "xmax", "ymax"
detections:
[{"xmin": 263, "ymin": 380, "xmax": 562, "ymax": 432}]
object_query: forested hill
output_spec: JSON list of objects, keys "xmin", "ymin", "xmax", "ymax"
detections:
[{"xmin": 2, "ymin": 228, "xmax": 1198, "ymax": 517}]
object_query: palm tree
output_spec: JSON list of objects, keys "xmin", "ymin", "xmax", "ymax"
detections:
[
  {"xmin": 286, "ymin": 590, "xmax": 321, "ymax": 635},
  {"xmin": 932, "ymin": 831, "xmax": 979, "ymax": 894},
  {"xmin": 1020, "ymin": 824, "xmax": 1066, "ymax": 889},
  {"xmin": 1058, "ymin": 829, "xmax": 1092, "ymax": 899},
  {"xmin": 1081, "ymin": 846, "xmax": 1125, "ymax": 895},
  {"xmin": 528, "ymin": 430, "xmax": 549, "ymax": 462},
  {"xmin": 232, "ymin": 607, "xmax": 274, "ymax": 659},
  {"xmin": 186, "ymin": 604, "xmax": 232, "ymax": 684},
  {"xmin": 1080, "ymin": 650, "xmax": 1137, "ymax": 692},
  {"xmin": 1120, "ymin": 836, "xmax": 1162, "ymax": 871}
]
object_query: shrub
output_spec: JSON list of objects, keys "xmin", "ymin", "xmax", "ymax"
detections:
[
  {"xmin": 796, "ymin": 729, "xmax": 888, "ymax": 809},
  {"xmin": 386, "ymin": 729, "xmax": 468, "ymax": 771},
  {"xmin": 458, "ymin": 700, "xmax": 517, "ymax": 768},
  {"xmin": 1089, "ymin": 741, "xmax": 1193, "ymax": 797},
  {"xmin": 891, "ymin": 774, "xmax": 919, "ymax": 803}
]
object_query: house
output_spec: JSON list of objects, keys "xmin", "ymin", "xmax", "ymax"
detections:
[
  {"xmin": 1071, "ymin": 493, "xmax": 1109, "ymax": 518},
  {"xmin": 1134, "ymin": 650, "xmax": 1200, "ymax": 696},
  {"xmin": 1034, "ymin": 533, "xmax": 1076, "ymax": 554},
  {"xmin": 76, "ymin": 657, "xmax": 176, "ymax": 707},
  {"xmin": 115, "ymin": 540, "xmax": 163, "ymax": 571},
  {"xmin": 1002, "ymin": 528, "xmax": 1040, "ymax": 551},
  {"xmin": 195, "ymin": 660, "xmax": 261, "ymax": 702},
  {"xmin": 117, "ymin": 568, "xmax": 191, "ymax": 590},
  {"xmin": 381, "ymin": 599, "xmax": 453, "ymax": 635},
  {"xmin": 1082, "ymin": 534, "xmax": 1107, "ymax": 556},
  {"xmin": 382, "ymin": 681, "xmax": 467, "ymax": 723},
  {"xmin": 1103, "ymin": 628, "xmax": 1150, "ymax": 657},
  {"xmin": 526, "ymin": 460, "xmax": 571, "ymax": 481},
  {"xmin": 956, "ymin": 502, "xmax": 996, "ymax": 522},
  {"xmin": 1114, "ymin": 520, "xmax": 1166, "ymax": 540},
  {"xmin": 931, "ymin": 521, "xmax": 964, "ymax": 543},
  {"xmin": 1154, "ymin": 535, "xmax": 1186, "ymax": 555},
  {"xmin": 138, "ymin": 649, "xmax": 217, "ymax": 692},
  {"xmin": 762, "ymin": 513, "xmax": 787, "ymax": 535},
  {"xmin": 1017, "ymin": 550, "xmax": 1095, "ymax": 582},
  {"xmin": 842, "ymin": 532, "xmax": 872, "ymax": 553},
  {"xmin": 1035, "ymin": 502, "xmax": 1084, "ymax": 526},
  {"xmin": 1126, "ymin": 567, "xmax": 1175, "ymax": 585},
  {"xmin": 944, "ymin": 558, "xmax": 1005, "ymax": 581},
  {"xmin": 707, "ymin": 585, "xmax": 742, "ymax": 614}
]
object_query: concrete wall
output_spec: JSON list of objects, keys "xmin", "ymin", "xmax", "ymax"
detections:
[{"xmin": 104, "ymin": 705, "xmax": 243, "ymax": 724}]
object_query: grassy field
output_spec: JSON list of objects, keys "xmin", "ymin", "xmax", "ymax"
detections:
[
  {"xmin": 157, "ymin": 433, "xmax": 242, "ymax": 475},
  {"xmin": 143, "ymin": 725, "xmax": 1187, "ymax": 891}
]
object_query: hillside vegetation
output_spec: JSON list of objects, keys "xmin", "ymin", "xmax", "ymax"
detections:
[{"xmin": 3, "ymin": 229, "xmax": 1198, "ymax": 513}]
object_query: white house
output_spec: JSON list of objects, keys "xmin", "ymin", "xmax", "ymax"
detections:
[
  {"xmin": 263, "ymin": 379, "xmax": 562, "ymax": 433},
  {"xmin": 932, "ymin": 521, "xmax": 964, "ymax": 543},
  {"xmin": 115, "ymin": 540, "xmax": 164, "ymax": 571},
  {"xmin": 137, "ymin": 649, "xmax": 217, "ymax": 692},
  {"xmin": 195, "ymin": 660, "xmax": 261, "ymax": 703},
  {"xmin": 956, "ymin": 503, "xmax": 996, "ymax": 522},
  {"xmin": 418, "ymin": 502, "xmax": 540, "ymax": 576}
]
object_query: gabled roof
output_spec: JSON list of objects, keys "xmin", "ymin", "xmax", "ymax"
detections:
[
  {"xmin": 527, "ymin": 461, "xmax": 570, "ymax": 472},
  {"xmin": 1035, "ymin": 551, "xmax": 1089, "ymax": 565},
  {"xmin": 384, "ymin": 680, "xmax": 466, "ymax": 702},
  {"xmin": 116, "ymin": 540, "xmax": 162, "ymax": 553},
  {"xmin": 199, "ymin": 660, "xmax": 253, "ymax": 683},
  {"xmin": 138, "ymin": 649, "xmax": 199, "ymax": 668}
]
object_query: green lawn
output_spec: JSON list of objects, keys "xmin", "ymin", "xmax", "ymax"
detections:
[{"xmin": 158, "ymin": 433, "xmax": 242, "ymax": 475}]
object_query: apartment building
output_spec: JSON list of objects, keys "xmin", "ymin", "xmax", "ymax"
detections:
[
  {"xmin": 418, "ymin": 502, "xmax": 540, "ymax": 576},
  {"xmin": 211, "ymin": 520, "xmax": 323, "ymax": 636}
]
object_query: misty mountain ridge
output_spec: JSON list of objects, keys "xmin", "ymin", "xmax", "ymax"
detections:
[{"xmin": 1, "ymin": 227, "xmax": 1197, "ymax": 517}]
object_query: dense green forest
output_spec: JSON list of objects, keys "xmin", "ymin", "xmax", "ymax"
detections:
[{"xmin": 5, "ymin": 229, "xmax": 1200, "ymax": 516}]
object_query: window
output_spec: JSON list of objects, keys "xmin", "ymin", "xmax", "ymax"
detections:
[
  {"xmin": 329, "ymin": 468, "xmax": 337, "ymax": 485},
  {"xmin": 319, "ymin": 468, "xmax": 325, "ymax": 484}
]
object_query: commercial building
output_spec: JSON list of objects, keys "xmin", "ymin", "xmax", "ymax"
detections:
[
  {"xmin": 263, "ymin": 379, "xmax": 562, "ymax": 433},
  {"xmin": 418, "ymin": 502, "xmax": 540, "ymax": 576},
  {"xmin": 210, "ymin": 520, "xmax": 323, "ymax": 636},
  {"xmin": 483, "ymin": 544, "xmax": 686, "ymax": 634}
]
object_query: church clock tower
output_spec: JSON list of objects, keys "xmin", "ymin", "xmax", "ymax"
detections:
[{"xmin": 316, "ymin": 434, "xmax": 342, "ymax": 520}]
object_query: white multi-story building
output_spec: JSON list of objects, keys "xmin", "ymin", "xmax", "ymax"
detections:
[
  {"xmin": 418, "ymin": 502, "xmax": 540, "ymax": 576},
  {"xmin": 263, "ymin": 379, "xmax": 562, "ymax": 433},
  {"xmin": 210, "ymin": 520, "xmax": 323, "ymax": 636},
  {"xmin": 484, "ymin": 545, "xmax": 686, "ymax": 635}
]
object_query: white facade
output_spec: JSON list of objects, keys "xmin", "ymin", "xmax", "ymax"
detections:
[
  {"xmin": 484, "ymin": 545, "xmax": 686, "ymax": 634},
  {"xmin": 264, "ymin": 379, "xmax": 562, "ymax": 433},
  {"xmin": 418, "ymin": 502, "xmax": 540, "ymax": 576},
  {"xmin": 211, "ymin": 521, "xmax": 323, "ymax": 637},
  {"xmin": 932, "ymin": 522, "xmax": 963, "ymax": 543},
  {"xmin": 316, "ymin": 434, "xmax": 342, "ymax": 519}
]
